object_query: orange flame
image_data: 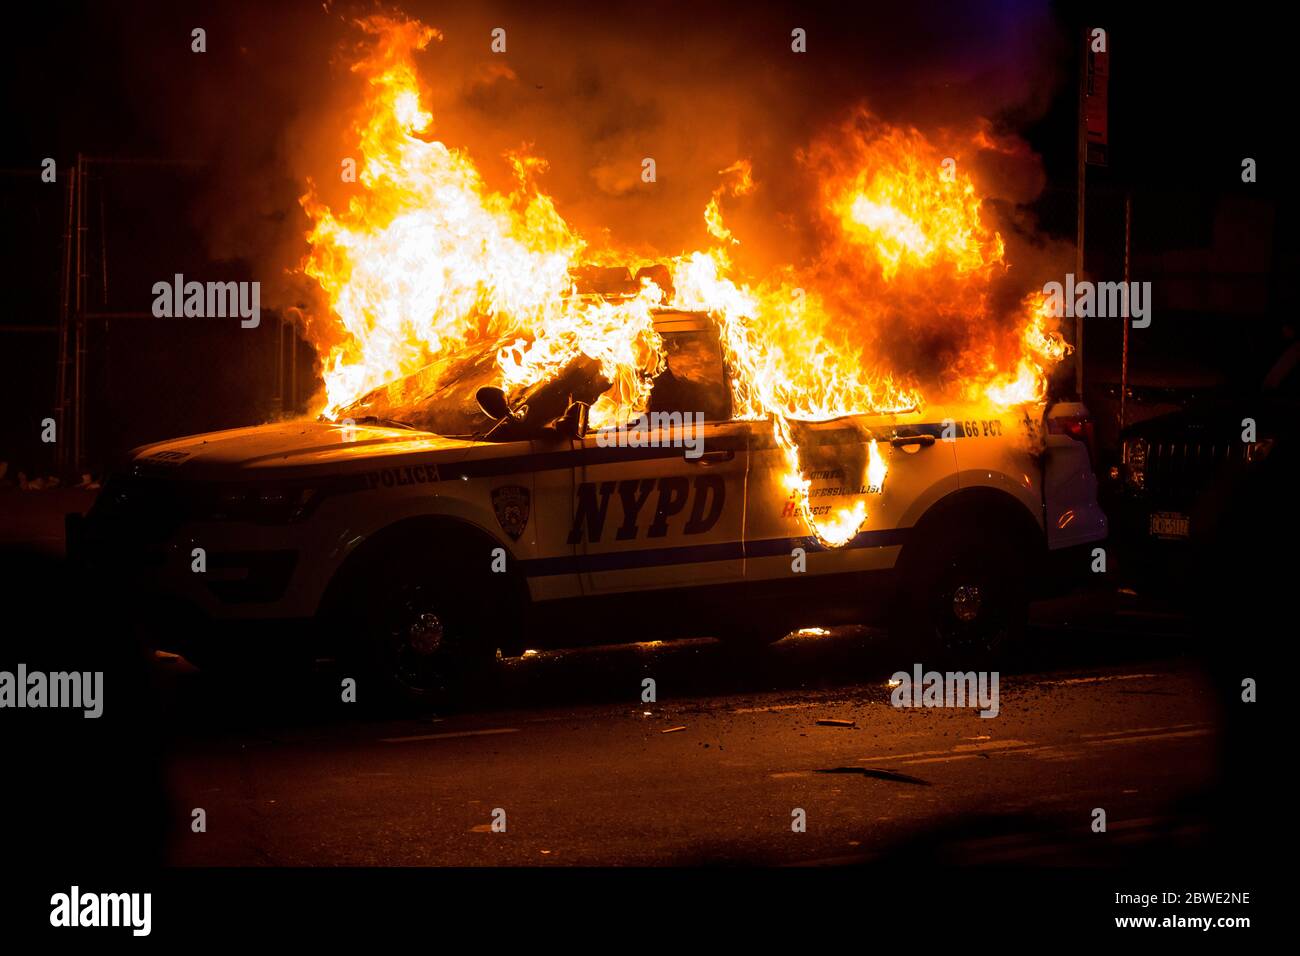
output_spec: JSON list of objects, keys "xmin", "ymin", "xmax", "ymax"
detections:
[
  {"xmin": 299, "ymin": 15, "xmax": 1069, "ymax": 547},
  {"xmin": 704, "ymin": 160, "xmax": 755, "ymax": 245},
  {"xmin": 300, "ymin": 15, "xmax": 661, "ymax": 426}
]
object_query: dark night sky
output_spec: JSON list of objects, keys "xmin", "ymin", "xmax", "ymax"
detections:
[
  {"xmin": 3, "ymin": 1, "xmax": 1287, "ymax": 310},
  {"xmin": 6, "ymin": 0, "xmax": 1073, "ymax": 295}
]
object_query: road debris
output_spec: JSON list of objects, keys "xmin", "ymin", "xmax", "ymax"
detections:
[{"xmin": 816, "ymin": 766, "xmax": 931, "ymax": 786}]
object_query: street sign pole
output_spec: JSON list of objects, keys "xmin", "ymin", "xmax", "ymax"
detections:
[
  {"xmin": 1120, "ymin": 191, "xmax": 1131, "ymax": 431},
  {"xmin": 1077, "ymin": 26, "xmax": 1110, "ymax": 401}
]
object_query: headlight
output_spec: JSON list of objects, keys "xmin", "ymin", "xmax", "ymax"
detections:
[
  {"xmin": 1122, "ymin": 437, "xmax": 1147, "ymax": 491},
  {"xmin": 210, "ymin": 485, "xmax": 320, "ymax": 524}
]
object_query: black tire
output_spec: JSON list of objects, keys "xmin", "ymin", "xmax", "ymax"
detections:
[
  {"xmin": 337, "ymin": 553, "xmax": 507, "ymax": 713},
  {"xmin": 893, "ymin": 521, "xmax": 1030, "ymax": 665}
]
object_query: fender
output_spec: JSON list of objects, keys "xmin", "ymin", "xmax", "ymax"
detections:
[
  {"xmin": 899, "ymin": 485, "xmax": 1046, "ymax": 579},
  {"xmin": 316, "ymin": 514, "xmax": 530, "ymax": 633},
  {"xmin": 954, "ymin": 466, "xmax": 1045, "ymax": 532},
  {"xmin": 312, "ymin": 474, "xmax": 524, "ymax": 565}
]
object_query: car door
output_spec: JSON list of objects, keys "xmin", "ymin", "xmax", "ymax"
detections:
[
  {"xmin": 743, "ymin": 408, "xmax": 960, "ymax": 598},
  {"xmin": 521, "ymin": 432, "xmax": 581, "ymax": 602},
  {"xmin": 571, "ymin": 317, "xmax": 749, "ymax": 595}
]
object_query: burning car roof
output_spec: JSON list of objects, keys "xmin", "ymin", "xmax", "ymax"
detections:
[{"xmin": 334, "ymin": 304, "xmax": 712, "ymax": 437}]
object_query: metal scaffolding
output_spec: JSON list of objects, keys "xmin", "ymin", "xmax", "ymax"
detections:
[{"xmin": 50, "ymin": 154, "xmax": 304, "ymax": 476}]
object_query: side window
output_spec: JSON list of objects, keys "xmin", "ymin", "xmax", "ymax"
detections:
[{"xmin": 647, "ymin": 330, "xmax": 732, "ymax": 422}]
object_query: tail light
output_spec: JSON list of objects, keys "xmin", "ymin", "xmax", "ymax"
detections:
[{"xmin": 1047, "ymin": 410, "xmax": 1097, "ymax": 465}]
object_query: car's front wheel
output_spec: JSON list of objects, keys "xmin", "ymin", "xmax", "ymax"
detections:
[{"xmin": 339, "ymin": 555, "xmax": 501, "ymax": 712}]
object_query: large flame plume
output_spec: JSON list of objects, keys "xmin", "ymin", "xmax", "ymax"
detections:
[{"xmin": 299, "ymin": 14, "xmax": 1069, "ymax": 548}]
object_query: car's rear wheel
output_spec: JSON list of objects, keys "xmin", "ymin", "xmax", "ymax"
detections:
[{"xmin": 894, "ymin": 521, "xmax": 1030, "ymax": 665}]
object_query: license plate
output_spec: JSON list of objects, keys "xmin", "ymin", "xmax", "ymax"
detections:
[{"xmin": 1149, "ymin": 511, "xmax": 1190, "ymax": 539}]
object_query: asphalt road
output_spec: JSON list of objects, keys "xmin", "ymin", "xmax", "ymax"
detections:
[
  {"xmin": 152, "ymin": 597, "xmax": 1229, "ymax": 867},
  {"xmin": 0, "ymin": 504, "xmax": 1252, "ymax": 870}
]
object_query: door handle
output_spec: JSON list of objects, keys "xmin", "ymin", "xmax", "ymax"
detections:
[
  {"xmin": 688, "ymin": 449, "xmax": 735, "ymax": 464},
  {"xmin": 890, "ymin": 434, "xmax": 936, "ymax": 448}
]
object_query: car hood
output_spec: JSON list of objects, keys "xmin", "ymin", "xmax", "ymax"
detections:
[{"xmin": 127, "ymin": 420, "xmax": 478, "ymax": 481}]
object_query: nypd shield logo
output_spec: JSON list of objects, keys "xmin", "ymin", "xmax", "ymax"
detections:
[{"xmin": 491, "ymin": 485, "xmax": 531, "ymax": 541}]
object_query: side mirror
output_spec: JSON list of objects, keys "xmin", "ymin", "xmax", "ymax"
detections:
[
  {"xmin": 553, "ymin": 401, "xmax": 590, "ymax": 439},
  {"xmin": 475, "ymin": 386, "xmax": 514, "ymax": 422}
]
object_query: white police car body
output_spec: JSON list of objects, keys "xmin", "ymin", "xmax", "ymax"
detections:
[{"xmin": 74, "ymin": 310, "xmax": 1106, "ymax": 701}]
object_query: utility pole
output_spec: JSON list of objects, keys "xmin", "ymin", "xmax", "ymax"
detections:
[
  {"xmin": 54, "ymin": 165, "xmax": 77, "ymax": 474},
  {"xmin": 74, "ymin": 153, "xmax": 89, "ymax": 475},
  {"xmin": 1074, "ymin": 28, "xmax": 1088, "ymax": 399},
  {"xmin": 1120, "ymin": 191, "xmax": 1132, "ymax": 432}
]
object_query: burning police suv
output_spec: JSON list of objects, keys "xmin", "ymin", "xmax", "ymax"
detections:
[{"xmin": 71, "ymin": 308, "xmax": 1106, "ymax": 706}]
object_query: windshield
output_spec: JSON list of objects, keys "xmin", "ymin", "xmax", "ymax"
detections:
[
  {"xmin": 333, "ymin": 339, "xmax": 618, "ymax": 439},
  {"xmin": 647, "ymin": 328, "xmax": 732, "ymax": 422},
  {"xmin": 332, "ymin": 341, "xmax": 509, "ymax": 437},
  {"xmin": 332, "ymin": 317, "xmax": 734, "ymax": 439}
]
